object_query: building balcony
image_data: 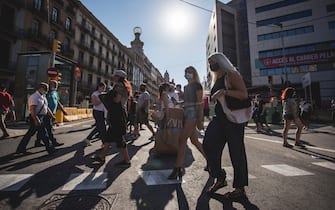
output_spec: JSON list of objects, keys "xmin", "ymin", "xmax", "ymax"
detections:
[
  {"xmin": 24, "ymin": 29, "xmax": 49, "ymax": 44},
  {"xmin": 29, "ymin": 5, "xmax": 48, "ymax": 19},
  {"xmin": 79, "ymin": 22, "xmax": 90, "ymax": 33},
  {"xmin": 51, "ymin": 19, "xmax": 64, "ymax": 30},
  {"xmin": 77, "ymin": 40, "xmax": 90, "ymax": 50},
  {"xmin": 64, "ymin": 28, "xmax": 75, "ymax": 36}
]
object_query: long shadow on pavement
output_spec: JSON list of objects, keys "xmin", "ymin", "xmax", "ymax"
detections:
[{"xmin": 129, "ymin": 144, "xmax": 197, "ymax": 209}]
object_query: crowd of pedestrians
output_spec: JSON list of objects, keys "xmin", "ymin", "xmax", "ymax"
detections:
[{"xmin": 2, "ymin": 53, "xmax": 335, "ymax": 202}]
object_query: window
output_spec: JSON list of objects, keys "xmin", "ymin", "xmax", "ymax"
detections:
[
  {"xmin": 80, "ymin": 33, "xmax": 85, "ymax": 43},
  {"xmin": 89, "ymin": 56, "xmax": 94, "ymax": 67},
  {"xmin": 34, "ymin": 0, "xmax": 42, "ymax": 10},
  {"xmin": 49, "ymin": 30, "xmax": 56, "ymax": 41},
  {"xmin": 256, "ymin": 0, "xmax": 308, "ymax": 13},
  {"xmin": 88, "ymin": 74, "xmax": 93, "ymax": 85},
  {"xmin": 63, "ymin": 38, "xmax": 69, "ymax": 50},
  {"xmin": 79, "ymin": 51, "xmax": 84, "ymax": 64},
  {"xmin": 257, "ymin": 26, "xmax": 314, "ymax": 41},
  {"xmin": 329, "ymin": 21, "xmax": 335, "ymax": 30},
  {"xmin": 65, "ymin": 17, "xmax": 71, "ymax": 31},
  {"xmin": 326, "ymin": 4, "xmax": 335, "ymax": 13},
  {"xmin": 98, "ymin": 61, "xmax": 102, "ymax": 71},
  {"xmin": 90, "ymin": 40, "xmax": 94, "ymax": 50},
  {"xmin": 32, "ymin": 19, "xmax": 40, "ymax": 35},
  {"xmin": 256, "ymin": 10, "xmax": 312, "ymax": 27},
  {"xmin": 51, "ymin": 8, "xmax": 59, "ymax": 22},
  {"xmin": 105, "ymin": 65, "xmax": 109, "ymax": 73}
]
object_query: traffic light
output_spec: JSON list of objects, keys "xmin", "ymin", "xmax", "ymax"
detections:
[
  {"xmin": 52, "ymin": 39, "xmax": 62, "ymax": 52},
  {"xmin": 56, "ymin": 73, "xmax": 62, "ymax": 84}
]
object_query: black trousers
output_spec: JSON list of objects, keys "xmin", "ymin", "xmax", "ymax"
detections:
[
  {"xmin": 35, "ymin": 115, "xmax": 56, "ymax": 144},
  {"xmin": 203, "ymin": 116, "xmax": 248, "ymax": 188},
  {"xmin": 17, "ymin": 115, "xmax": 52, "ymax": 152}
]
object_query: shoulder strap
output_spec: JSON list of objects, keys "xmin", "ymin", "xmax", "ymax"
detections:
[{"xmin": 36, "ymin": 97, "xmax": 46, "ymax": 115}]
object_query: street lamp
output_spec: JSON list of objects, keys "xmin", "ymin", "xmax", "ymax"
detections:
[{"xmin": 273, "ymin": 23, "xmax": 288, "ymax": 86}]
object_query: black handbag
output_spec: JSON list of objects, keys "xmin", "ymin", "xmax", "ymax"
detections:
[{"xmin": 225, "ymin": 95, "xmax": 251, "ymax": 111}]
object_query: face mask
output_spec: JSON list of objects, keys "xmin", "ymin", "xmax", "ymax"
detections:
[
  {"xmin": 40, "ymin": 90, "xmax": 47, "ymax": 95},
  {"xmin": 50, "ymin": 87, "xmax": 56, "ymax": 91},
  {"xmin": 184, "ymin": 73, "xmax": 193, "ymax": 80},
  {"xmin": 210, "ymin": 63, "xmax": 220, "ymax": 72}
]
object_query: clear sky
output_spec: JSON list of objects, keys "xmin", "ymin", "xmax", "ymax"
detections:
[{"xmin": 80, "ymin": 0, "xmax": 229, "ymax": 87}]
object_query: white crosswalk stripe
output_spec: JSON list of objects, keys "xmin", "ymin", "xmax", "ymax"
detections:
[
  {"xmin": 139, "ymin": 169, "xmax": 184, "ymax": 185},
  {"xmin": 0, "ymin": 174, "xmax": 33, "ymax": 191},
  {"xmin": 62, "ymin": 172, "xmax": 107, "ymax": 191},
  {"xmin": 262, "ymin": 164, "xmax": 314, "ymax": 176},
  {"xmin": 312, "ymin": 161, "xmax": 335, "ymax": 170},
  {"xmin": 1, "ymin": 161, "xmax": 334, "ymax": 191}
]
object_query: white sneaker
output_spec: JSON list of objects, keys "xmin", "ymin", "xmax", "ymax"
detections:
[{"xmin": 84, "ymin": 139, "xmax": 91, "ymax": 146}]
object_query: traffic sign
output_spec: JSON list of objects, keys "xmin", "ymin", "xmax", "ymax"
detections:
[{"xmin": 47, "ymin": 67, "xmax": 59, "ymax": 77}]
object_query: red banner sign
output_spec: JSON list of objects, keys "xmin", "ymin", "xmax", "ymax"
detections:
[{"xmin": 258, "ymin": 49, "xmax": 335, "ymax": 68}]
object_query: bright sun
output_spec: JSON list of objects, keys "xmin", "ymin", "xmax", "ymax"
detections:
[{"xmin": 161, "ymin": 7, "xmax": 192, "ymax": 39}]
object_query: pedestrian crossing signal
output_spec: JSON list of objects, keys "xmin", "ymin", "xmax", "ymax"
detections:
[{"xmin": 52, "ymin": 39, "xmax": 62, "ymax": 52}]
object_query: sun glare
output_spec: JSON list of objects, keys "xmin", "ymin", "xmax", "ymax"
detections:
[{"xmin": 161, "ymin": 6, "xmax": 193, "ymax": 39}]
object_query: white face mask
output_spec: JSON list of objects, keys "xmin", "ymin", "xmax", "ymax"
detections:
[{"xmin": 184, "ymin": 72, "xmax": 193, "ymax": 80}]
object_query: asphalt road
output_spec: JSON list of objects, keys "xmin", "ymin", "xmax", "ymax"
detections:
[{"xmin": 0, "ymin": 120, "xmax": 334, "ymax": 210}]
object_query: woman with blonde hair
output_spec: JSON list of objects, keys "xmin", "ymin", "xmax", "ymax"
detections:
[
  {"xmin": 281, "ymin": 87, "xmax": 304, "ymax": 148},
  {"xmin": 203, "ymin": 52, "xmax": 249, "ymax": 199},
  {"xmin": 168, "ymin": 66, "xmax": 207, "ymax": 179}
]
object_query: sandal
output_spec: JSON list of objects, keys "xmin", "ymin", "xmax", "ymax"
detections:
[
  {"xmin": 224, "ymin": 188, "xmax": 246, "ymax": 199},
  {"xmin": 207, "ymin": 178, "xmax": 227, "ymax": 194},
  {"xmin": 283, "ymin": 143, "xmax": 293, "ymax": 148},
  {"xmin": 294, "ymin": 143, "xmax": 306, "ymax": 148}
]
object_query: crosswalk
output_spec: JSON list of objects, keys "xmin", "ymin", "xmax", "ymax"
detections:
[{"xmin": 0, "ymin": 161, "xmax": 334, "ymax": 191}]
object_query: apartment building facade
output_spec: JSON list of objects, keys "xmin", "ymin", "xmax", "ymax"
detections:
[
  {"xmin": 0, "ymin": 0, "xmax": 163, "ymax": 119},
  {"xmin": 247, "ymin": 0, "xmax": 335, "ymax": 107}
]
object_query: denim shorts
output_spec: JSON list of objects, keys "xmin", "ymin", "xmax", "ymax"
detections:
[{"xmin": 184, "ymin": 106, "xmax": 198, "ymax": 120}]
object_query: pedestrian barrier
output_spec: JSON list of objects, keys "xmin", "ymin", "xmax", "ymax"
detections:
[{"xmin": 62, "ymin": 107, "xmax": 93, "ymax": 122}]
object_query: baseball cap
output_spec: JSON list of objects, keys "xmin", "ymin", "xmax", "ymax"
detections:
[{"xmin": 112, "ymin": 70, "xmax": 127, "ymax": 78}]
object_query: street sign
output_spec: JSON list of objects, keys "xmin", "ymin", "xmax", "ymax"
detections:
[
  {"xmin": 302, "ymin": 72, "xmax": 311, "ymax": 88},
  {"xmin": 47, "ymin": 67, "xmax": 59, "ymax": 77}
]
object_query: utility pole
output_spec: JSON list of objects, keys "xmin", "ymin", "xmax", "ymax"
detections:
[{"xmin": 274, "ymin": 23, "xmax": 288, "ymax": 86}]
